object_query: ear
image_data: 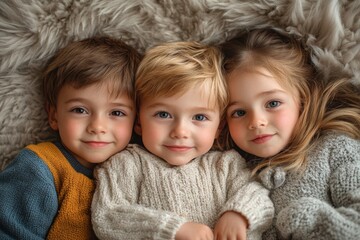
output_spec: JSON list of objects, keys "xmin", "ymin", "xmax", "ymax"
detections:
[
  {"xmin": 134, "ymin": 117, "xmax": 142, "ymax": 136},
  {"xmin": 47, "ymin": 105, "xmax": 59, "ymax": 131}
]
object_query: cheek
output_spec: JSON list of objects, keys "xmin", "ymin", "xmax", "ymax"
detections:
[
  {"xmin": 141, "ymin": 122, "xmax": 162, "ymax": 143},
  {"xmin": 199, "ymin": 128, "xmax": 217, "ymax": 147},
  {"xmin": 57, "ymin": 118, "xmax": 82, "ymax": 141},
  {"xmin": 275, "ymin": 110, "xmax": 299, "ymax": 134},
  {"xmin": 228, "ymin": 119, "xmax": 244, "ymax": 134},
  {"xmin": 114, "ymin": 122, "xmax": 134, "ymax": 141},
  {"xmin": 228, "ymin": 121, "xmax": 245, "ymax": 144}
]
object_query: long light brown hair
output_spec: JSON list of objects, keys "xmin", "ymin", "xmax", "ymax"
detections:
[{"xmin": 221, "ymin": 28, "xmax": 360, "ymax": 173}]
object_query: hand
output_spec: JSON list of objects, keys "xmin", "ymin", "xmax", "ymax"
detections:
[
  {"xmin": 213, "ymin": 211, "xmax": 248, "ymax": 240},
  {"xmin": 175, "ymin": 222, "xmax": 214, "ymax": 240}
]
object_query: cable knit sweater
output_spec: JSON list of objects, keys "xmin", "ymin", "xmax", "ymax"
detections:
[
  {"xmin": 92, "ymin": 144, "xmax": 274, "ymax": 240},
  {"xmin": 254, "ymin": 133, "xmax": 360, "ymax": 240}
]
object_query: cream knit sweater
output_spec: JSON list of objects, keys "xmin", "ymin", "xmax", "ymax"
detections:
[{"xmin": 92, "ymin": 144, "xmax": 274, "ymax": 239}]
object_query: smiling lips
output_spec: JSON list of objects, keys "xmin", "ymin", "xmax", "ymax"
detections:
[
  {"xmin": 251, "ymin": 134, "xmax": 273, "ymax": 144},
  {"xmin": 84, "ymin": 141, "xmax": 110, "ymax": 148},
  {"xmin": 165, "ymin": 145, "xmax": 192, "ymax": 152}
]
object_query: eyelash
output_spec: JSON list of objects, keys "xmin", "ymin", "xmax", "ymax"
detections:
[
  {"xmin": 193, "ymin": 114, "xmax": 208, "ymax": 121},
  {"xmin": 70, "ymin": 107, "xmax": 126, "ymax": 117},
  {"xmin": 231, "ymin": 110, "xmax": 245, "ymax": 118},
  {"xmin": 267, "ymin": 100, "xmax": 281, "ymax": 108},
  {"xmin": 230, "ymin": 100, "xmax": 282, "ymax": 118},
  {"xmin": 111, "ymin": 110, "xmax": 126, "ymax": 117},
  {"xmin": 155, "ymin": 111, "xmax": 171, "ymax": 118},
  {"xmin": 154, "ymin": 111, "xmax": 209, "ymax": 121},
  {"xmin": 71, "ymin": 107, "xmax": 87, "ymax": 114}
]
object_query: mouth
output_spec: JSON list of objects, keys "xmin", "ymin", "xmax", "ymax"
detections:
[
  {"xmin": 83, "ymin": 141, "xmax": 110, "ymax": 148},
  {"xmin": 251, "ymin": 134, "xmax": 273, "ymax": 144},
  {"xmin": 164, "ymin": 145, "xmax": 193, "ymax": 152}
]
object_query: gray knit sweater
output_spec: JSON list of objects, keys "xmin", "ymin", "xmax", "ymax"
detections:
[
  {"xmin": 257, "ymin": 133, "xmax": 360, "ymax": 240},
  {"xmin": 92, "ymin": 144, "xmax": 274, "ymax": 240}
]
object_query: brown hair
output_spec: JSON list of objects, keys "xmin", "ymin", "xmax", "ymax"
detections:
[
  {"xmin": 221, "ymin": 28, "xmax": 360, "ymax": 173},
  {"xmin": 43, "ymin": 37, "xmax": 141, "ymax": 108}
]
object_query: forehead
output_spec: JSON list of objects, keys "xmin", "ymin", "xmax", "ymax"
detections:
[
  {"xmin": 228, "ymin": 67, "xmax": 300, "ymax": 107},
  {"xmin": 142, "ymin": 85, "xmax": 219, "ymax": 110},
  {"xmin": 229, "ymin": 67, "xmax": 283, "ymax": 89},
  {"xmin": 59, "ymin": 82, "xmax": 130, "ymax": 101}
]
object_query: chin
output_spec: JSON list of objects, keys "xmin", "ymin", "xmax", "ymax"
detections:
[{"xmin": 166, "ymin": 159, "xmax": 192, "ymax": 166}]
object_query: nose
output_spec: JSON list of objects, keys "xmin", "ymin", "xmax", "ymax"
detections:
[
  {"xmin": 248, "ymin": 111, "xmax": 267, "ymax": 129},
  {"xmin": 87, "ymin": 115, "xmax": 107, "ymax": 134},
  {"xmin": 170, "ymin": 120, "xmax": 189, "ymax": 139}
]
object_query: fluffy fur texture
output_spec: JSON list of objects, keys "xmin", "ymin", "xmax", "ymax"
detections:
[{"xmin": 0, "ymin": 0, "xmax": 359, "ymax": 169}]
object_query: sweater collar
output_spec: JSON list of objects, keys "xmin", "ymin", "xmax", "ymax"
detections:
[{"xmin": 53, "ymin": 141, "xmax": 93, "ymax": 179}]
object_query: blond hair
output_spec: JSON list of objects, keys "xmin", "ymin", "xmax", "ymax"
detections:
[
  {"xmin": 43, "ymin": 37, "xmax": 141, "ymax": 108},
  {"xmin": 221, "ymin": 28, "xmax": 360, "ymax": 173},
  {"xmin": 135, "ymin": 41, "xmax": 228, "ymax": 116}
]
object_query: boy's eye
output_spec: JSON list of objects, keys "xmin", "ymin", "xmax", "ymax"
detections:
[
  {"xmin": 231, "ymin": 110, "xmax": 246, "ymax": 118},
  {"xmin": 267, "ymin": 101, "xmax": 281, "ymax": 108},
  {"xmin": 156, "ymin": 111, "xmax": 171, "ymax": 118},
  {"xmin": 111, "ymin": 110, "xmax": 125, "ymax": 117},
  {"xmin": 193, "ymin": 114, "xmax": 207, "ymax": 121},
  {"xmin": 71, "ymin": 107, "xmax": 87, "ymax": 114}
]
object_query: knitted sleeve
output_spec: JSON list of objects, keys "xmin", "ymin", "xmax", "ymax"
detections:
[
  {"xmin": 91, "ymin": 145, "xmax": 187, "ymax": 240},
  {"xmin": 217, "ymin": 150, "xmax": 274, "ymax": 237},
  {"xmin": 276, "ymin": 134, "xmax": 360, "ymax": 240},
  {"xmin": 0, "ymin": 148, "xmax": 58, "ymax": 239}
]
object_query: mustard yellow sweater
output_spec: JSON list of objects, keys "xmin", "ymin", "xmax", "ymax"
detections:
[
  {"xmin": 0, "ymin": 141, "xmax": 96, "ymax": 239},
  {"xmin": 28, "ymin": 142, "xmax": 96, "ymax": 239}
]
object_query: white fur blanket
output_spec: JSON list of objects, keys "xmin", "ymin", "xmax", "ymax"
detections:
[{"xmin": 0, "ymin": 0, "xmax": 359, "ymax": 169}]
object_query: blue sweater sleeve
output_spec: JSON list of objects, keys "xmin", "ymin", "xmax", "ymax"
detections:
[{"xmin": 0, "ymin": 148, "xmax": 58, "ymax": 240}]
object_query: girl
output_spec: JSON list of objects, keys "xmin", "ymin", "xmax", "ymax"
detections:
[{"xmin": 221, "ymin": 28, "xmax": 360, "ymax": 240}]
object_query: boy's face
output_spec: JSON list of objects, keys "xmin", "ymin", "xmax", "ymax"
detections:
[
  {"xmin": 136, "ymin": 87, "xmax": 221, "ymax": 166},
  {"xmin": 226, "ymin": 67, "xmax": 300, "ymax": 158},
  {"xmin": 48, "ymin": 83, "xmax": 135, "ymax": 168}
]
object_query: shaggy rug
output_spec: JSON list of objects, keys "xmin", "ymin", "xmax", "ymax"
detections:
[{"xmin": 0, "ymin": 0, "xmax": 359, "ymax": 169}]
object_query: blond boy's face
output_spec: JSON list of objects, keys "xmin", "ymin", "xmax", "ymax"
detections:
[
  {"xmin": 48, "ymin": 83, "xmax": 135, "ymax": 168},
  {"xmin": 136, "ymin": 87, "xmax": 221, "ymax": 166}
]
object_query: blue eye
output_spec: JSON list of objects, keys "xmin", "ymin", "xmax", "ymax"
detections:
[
  {"xmin": 193, "ymin": 114, "xmax": 207, "ymax": 121},
  {"xmin": 111, "ymin": 110, "xmax": 125, "ymax": 117},
  {"xmin": 267, "ymin": 101, "xmax": 280, "ymax": 108},
  {"xmin": 156, "ymin": 111, "xmax": 171, "ymax": 118},
  {"xmin": 232, "ymin": 110, "xmax": 246, "ymax": 118}
]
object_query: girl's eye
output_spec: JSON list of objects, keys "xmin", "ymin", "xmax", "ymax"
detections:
[
  {"xmin": 71, "ymin": 107, "xmax": 87, "ymax": 114},
  {"xmin": 156, "ymin": 111, "xmax": 171, "ymax": 118},
  {"xmin": 193, "ymin": 114, "xmax": 207, "ymax": 121},
  {"xmin": 267, "ymin": 101, "xmax": 281, "ymax": 108},
  {"xmin": 231, "ymin": 110, "xmax": 246, "ymax": 118},
  {"xmin": 111, "ymin": 110, "xmax": 125, "ymax": 117}
]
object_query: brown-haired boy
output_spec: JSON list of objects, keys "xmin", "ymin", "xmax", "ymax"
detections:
[{"xmin": 0, "ymin": 37, "xmax": 141, "ymax": 239}]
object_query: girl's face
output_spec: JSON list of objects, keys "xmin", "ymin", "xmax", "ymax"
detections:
[{"xmin": 226, "ymin": 67, "xmax": 300, "ymax": 158}]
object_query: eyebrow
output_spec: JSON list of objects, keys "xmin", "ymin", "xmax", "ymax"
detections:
[
  {"xmin": 258, "ymin": 89, "xmax": 287, "ymax": 97},
  {"xmin": 65, "ymin": 98, "xmax": 134, "ymax": 110},
  {"xmin": 112, "ymin": 102, "xmax": 134, "ymax": 111},
  {"xmin": 145, "ymin": 102, "xmax": 218, "ymax": 113}
]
